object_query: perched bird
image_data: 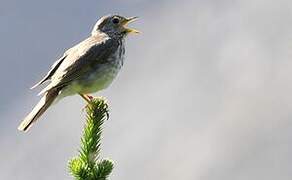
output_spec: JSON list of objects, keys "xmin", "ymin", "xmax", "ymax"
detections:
[{"xmin": 18, "ymin": 15, "xmax": 139, "ymax": 132}]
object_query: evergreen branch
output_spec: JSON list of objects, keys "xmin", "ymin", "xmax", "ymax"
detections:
[
  {"xmin": 93, "ymin": 159, "xmax": 114, "ymax": 180},
  {"xmin": 68, "ymin": 97, "xmax": 114, "ymax": 180}
]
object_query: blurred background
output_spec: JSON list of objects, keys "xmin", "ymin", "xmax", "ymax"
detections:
[{"xmin": 1, "ymin": 0, "xmax": 292, "ymax": 179}]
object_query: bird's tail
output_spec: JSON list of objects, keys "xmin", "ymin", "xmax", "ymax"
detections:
[{"xmin": 18, "ymin": 89, "xmax": 59, "ymax": 132}]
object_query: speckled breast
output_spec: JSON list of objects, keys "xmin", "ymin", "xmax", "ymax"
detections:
[
  {"xmin": 73, "ymin": 41, "xmax": 125, "ymax": 94},
  {"xmin": 62, "ymin": 40, "xmax": 125, "ymax": 96}
]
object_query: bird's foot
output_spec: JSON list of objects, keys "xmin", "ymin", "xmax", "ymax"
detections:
[
  {"xmin": 79, "ymin": 94, "xmax": 109, "ymax": 120},
  {"xmin": 79, "ymin": 93, "xmax": 94, "ymax": 104},
  {"xmin": 79, "ymin": 94, "xmax": 94, "ymax": 112},
  {"xmin": 86, "ymin": 94, "xmax": 94, "ymax": 101}
]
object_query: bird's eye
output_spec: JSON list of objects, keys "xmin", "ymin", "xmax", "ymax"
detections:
[{"xmin": 112, "ymin": 17, "xmax": 120, "ymax": 24}]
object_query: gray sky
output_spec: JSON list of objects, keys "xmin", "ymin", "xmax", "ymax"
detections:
[{"xmin": 1, "ymin": 0, "xmax": 292, "ymax": 179}]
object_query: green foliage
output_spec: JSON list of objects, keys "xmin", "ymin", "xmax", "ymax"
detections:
[{"xmin": 68, "ymin": 98, "xmax": 114, "ymax": 180}]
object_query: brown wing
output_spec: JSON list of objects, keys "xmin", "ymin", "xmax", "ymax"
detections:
[
  {"xmin": 38, "ymin": 34, "xmax": 119, "ymax": 95},
  {"xmin": 30, "ymin": 53, "xmax": 67, "ymax": 89}
]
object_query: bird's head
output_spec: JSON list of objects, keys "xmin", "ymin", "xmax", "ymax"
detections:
[{"xmin": 91, "ymin": 15, "xmax": 139, "ymax": 37}]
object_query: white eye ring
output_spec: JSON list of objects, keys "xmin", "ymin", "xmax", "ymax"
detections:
[{"xmin": 112, "ymin": 17, "xmax": 120, "ymax": 24}]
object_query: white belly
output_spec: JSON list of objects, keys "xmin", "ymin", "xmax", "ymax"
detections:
[
  {"xmin": 58, "ymin": 63, "xmax": 121, "ymax": 99},
  {"xmin": 77, "ymin": 64, "xmax": 120, "ymax": 93}
]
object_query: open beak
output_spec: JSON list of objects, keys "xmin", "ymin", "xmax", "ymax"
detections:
[{"xmin": 123, "ymin": 16, "xmax": 140, "ymax": 34}]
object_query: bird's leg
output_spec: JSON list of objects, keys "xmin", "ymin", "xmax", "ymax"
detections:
[
  {"xmin": 79, "ymin": 93, "xmax": 110, "ymax": 120},
  {"xmin": 79, "ymin": 93, "xmax": 92, "ymax": 104},
  {"xmin": 86, "ymin": 94, "xmax": 94, "ymax": 101}
]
